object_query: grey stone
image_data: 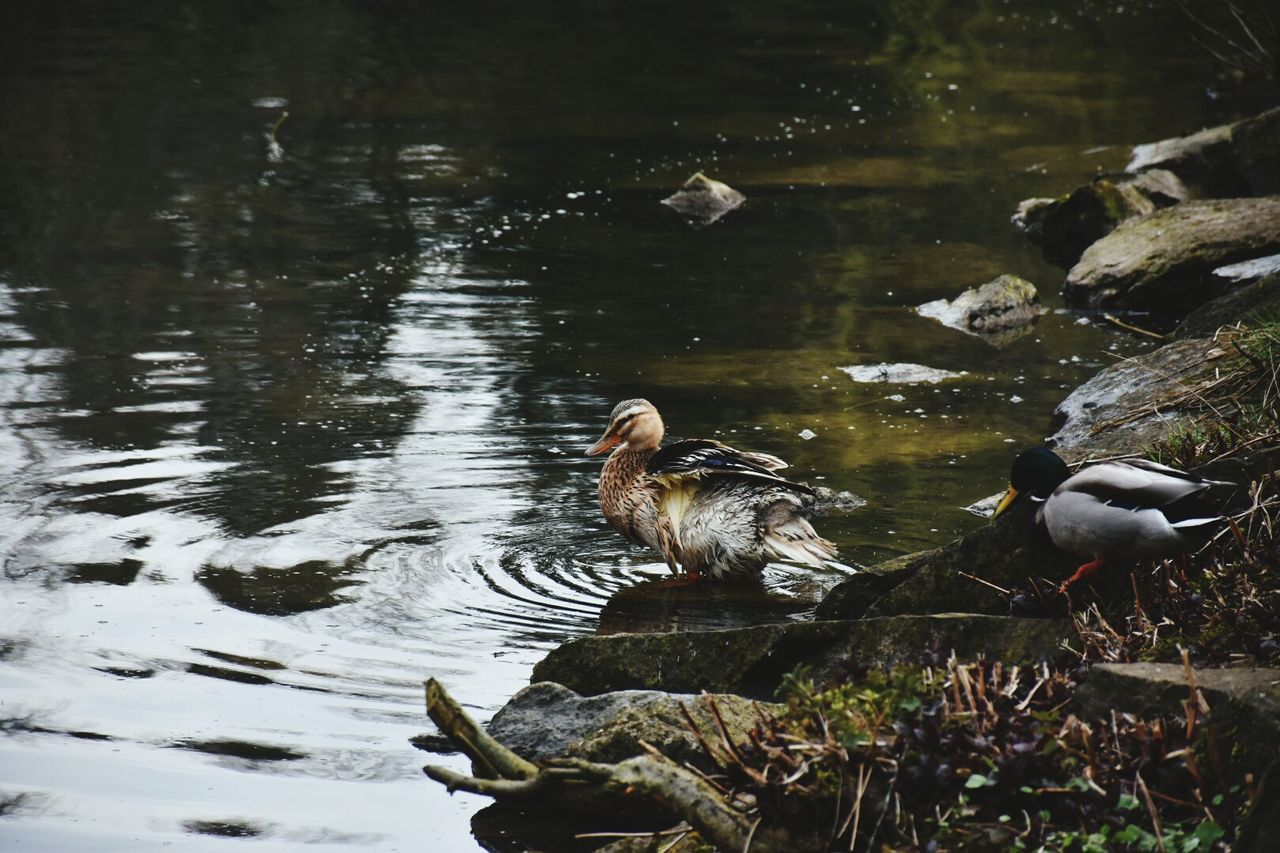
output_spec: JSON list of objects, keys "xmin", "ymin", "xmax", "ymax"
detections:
[
  {"xmin": 661, "ymin": 172, "xmax": 745, "ymax": 228},
  {"xmin": 1213, "ymin": 254, "xmax": 1280, "ymax": 285},
  {"xmin": 1125, "ymin": 107, "xmax": 1280, "ymax": 197},
  {"xmin": 531, "ymin": 615, "xmax": 1071, "ymax": 699},
  {"xmin": 487, "ymin": 682, "xmax": 772, "ymax": 771},
  {"xmin": 1075, "ymin": 663, "xmax": 1280, "ymax": 780},
  {"xmin": 1063, "ymin": 197, "xmax": 1280, "ymax": 312},
  {"xmin": 917, "ymin": 274, "xmax": 1043, "ymax": 345},
  {"xmin": 1045, "ymin": 337, "xmax": 1235, "ymax": 454}
]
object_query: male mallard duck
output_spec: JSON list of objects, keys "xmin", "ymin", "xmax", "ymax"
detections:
[
  {"xmin": 992, "ymin": 447, "xmax": 1232, "ymax": 592},
  {"xmin": 585, "ymin": 398, "xmax": 837, "ymax": 581}
]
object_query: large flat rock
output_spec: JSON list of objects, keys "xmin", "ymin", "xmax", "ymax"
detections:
[
  {"xmin": 1063, "ymin": 197, "xmax": 1280, "ymax": 312},
  {"xmin": 531, "ymin": 614, "xmax": 1072, "ymax": 698},
  {"xmin": 1045, "ymin": 336, "xmax": 1233, "ymax": 454},
  {"xmin": 487, "ymin": 682, "xmax": 773, "ymax": 771}
]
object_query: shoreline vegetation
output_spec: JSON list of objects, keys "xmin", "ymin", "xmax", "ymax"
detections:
[{"xmin": 421, "ymin": 107, "xmax": 1280, "ymax": 852}]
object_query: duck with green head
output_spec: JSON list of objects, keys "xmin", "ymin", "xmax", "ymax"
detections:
[{"xmin": 993, "ymin": 448, "xmax": 1233, "ymax": 593}]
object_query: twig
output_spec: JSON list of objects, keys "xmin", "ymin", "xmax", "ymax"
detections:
[
  {"xmin": 1104, "ymin": 313, "xmax": 1165, "ymax": 340},
  {"xmin": 1135, "ymin": 772, "xmax": 1166, "ymax": 853},
  {"xmin": 957, "ymin": 571, "xmax": 1011, "ymax": 596}
]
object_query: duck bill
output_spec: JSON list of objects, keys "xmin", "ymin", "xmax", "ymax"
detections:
[
  {"xmin": 991, "ymin": 486, "xmax": 1019, "ymax": 521},
  {"xmin": 585, "ymin": 432, "xmax": 622, "ymax": 457}
]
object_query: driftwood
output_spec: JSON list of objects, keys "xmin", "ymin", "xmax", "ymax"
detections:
[{"xmin": 421, "ymin": 677, "xmax": 798, "ymax": 852}]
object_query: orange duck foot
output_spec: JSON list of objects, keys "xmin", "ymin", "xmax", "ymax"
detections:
[
  {"xmin": 1058, "ymin": 558, "xmax": 1105, "ymax": 595},
  {"xmin": 656, "ymin": 567, "xmax": 703, "ymax": 588}
]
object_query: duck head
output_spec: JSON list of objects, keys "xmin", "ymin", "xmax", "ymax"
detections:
[
  {"xmin": 586, "ymin": 398, "xmax": 665, "ymax": 456},
  {"xmin": 992, "ymin": 447, "xmax": 1071, "ymax": 519}
]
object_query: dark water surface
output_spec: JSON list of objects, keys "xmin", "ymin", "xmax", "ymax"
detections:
[{"xmin": 0, "ymin": 2, "xmax": 1245, "ymax": 849}]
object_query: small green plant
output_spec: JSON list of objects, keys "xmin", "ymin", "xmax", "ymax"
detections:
[{"xmin": 705, "ymin": 656, "xmax": 1251, "ymax": 850}]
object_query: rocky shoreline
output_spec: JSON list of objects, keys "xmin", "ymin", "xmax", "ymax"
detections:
[{"xmin": 422, "ymin": 108, "xmax": 1280, "ymax": 851}]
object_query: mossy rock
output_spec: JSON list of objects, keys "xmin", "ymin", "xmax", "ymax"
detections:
[
  {"xmin": 814, "ymin": 552, "xmax": 918, "ymax": 620},
  {"xmin": 1063, "ymin": 197, "xmax": 1280, "ymax": 313},
  {"xmin": 531, "ymin": 614, "xmax": 1072, "ymax": 698},
  {"xmin": 854, "ymin": 497, "xmax": 1081, "ymax": 618},
  {"xmin": 487, "ymin": 682, "xmax": 774, "ymax": 772}
]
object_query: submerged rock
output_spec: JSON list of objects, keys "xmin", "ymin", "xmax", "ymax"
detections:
[
  {"xmin": 487, "ymin": 682, "xmax": 772, "ymax": 771},
  {"xmin": 917, "ymin": 274, "xmax": 1043, "ymax": 345},
  {"xmin": 838, "ymin": 363, "xmax": 967, "ymax": 384},
  {"xmin": 1062, "ymin": 196, "xmax": 1280, "ymax": 312},
  {"xmin": 660, "ymin": 171, "xmax": 745, "ymax": 227},
  {"xmin": 1046, "ymin": 336, "xmax": 1233, "ymax": 454},
  {"xmin": 531, "ymin": 615, "xmax": 1070, "ymax": 698},
  {"xmin": 811, "ymin": 485, "xmax": 867, "ymax": 514}
]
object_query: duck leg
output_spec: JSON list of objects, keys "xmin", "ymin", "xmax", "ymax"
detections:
[
  {"xmin": 656, "ymin": 565, "xmax": 703, "ymax": 588},
  {"xmin": 1059, "ymin": 558, "xmax": 1105, "ymax": 594}
]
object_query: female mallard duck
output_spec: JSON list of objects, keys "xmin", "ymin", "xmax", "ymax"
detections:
[
  {"xmin": 585, "ymin": 398, "xmax": 837, "ymax": 581},
  {"xmin": 992, "ymin": 447, "xmax": 1232, "ymax": 592}
]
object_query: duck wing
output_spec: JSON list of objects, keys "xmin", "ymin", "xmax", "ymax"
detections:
[
  {"xmin": 1061, "ymin": 459, "xmax": 1228, "ymax": 508},
  {"xmin": 647, "ymin": 439, "xmax": 812, "ymax": 494}
]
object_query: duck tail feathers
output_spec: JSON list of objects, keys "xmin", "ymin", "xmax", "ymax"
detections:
[
  {"xmin": 763, "ymin": 519, "xmax": 838, "ymax": 567},
  {"xmin": 1170, "ymin": 516, "xmax": 1223, "ymax": 530}
]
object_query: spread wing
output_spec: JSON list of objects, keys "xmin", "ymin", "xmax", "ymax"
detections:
[{"xmin": 646, "ymin": 439, "xmax": 812, "ymax": 494}]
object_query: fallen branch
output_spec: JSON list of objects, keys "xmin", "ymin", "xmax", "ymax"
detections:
[
  {"xmin": 421, "ymin": 678, "xmax": 807, "ymax": 852},
  {"xmin": 424, "ymin": 677, "xmax": 537, "ymax": 780}
]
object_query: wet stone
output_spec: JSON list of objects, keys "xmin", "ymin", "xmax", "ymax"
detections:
[
  {"xmin": 660, "ymin": 171, "xmax": 745, "ymax": 227},
  {"xmin": 1046, "ymin": 336, "xmax": 1235, "ymax": 454},
  {"xmin": 486, "ymin": 682, "xmax": 771, "ymax": 772},
  {"xmin": 916, "ymin": 274, "xmax": 1043, "ymax": 345},
  {"xmin": 1062, "ymin": 197, "xmax": 1280, "ymax": 313},
  {"xmin": 838, "ymin": 363, "xmax": 967, "ymax": 384},
  {"xmin": 531, "ymin": 615, "xmax": 1071, "ymax": 698}
]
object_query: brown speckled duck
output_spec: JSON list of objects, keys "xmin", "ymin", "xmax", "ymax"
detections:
[{"xmin": 585, "ymin": 398, "xmax": 837, "ymax": 581}]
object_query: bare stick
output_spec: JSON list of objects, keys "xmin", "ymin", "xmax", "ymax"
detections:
[{"xmin": 424, "ymin": 678, "xmax": 538, "ymax": 780}]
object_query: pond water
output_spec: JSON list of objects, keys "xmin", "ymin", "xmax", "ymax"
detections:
[{"xmin": 0, "ymin": 2, "xmax": 1249, "ymax": 850}]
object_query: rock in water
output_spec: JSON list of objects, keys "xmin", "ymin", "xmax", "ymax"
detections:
[
  {"xmin": 1063, "ymin": 197, "xmax": 1280, "ymax": 313},
  {"xmin": 661, "ymin": 171, "xmax": 745, "ymax": 227},
  {"xmin": 1126, "ymin": 106, "xmax": 1280, "ymax": 196},
  {"xmin": 838, "ymin": 363, "xmax": 966, "ymax": 384},
  {"xmin": 1012, "ymin": 172, "xmax": 1189, "ymax": 269},
  {"xmin": 917, "ymin": 274, "xmax": 1043, "ymax": 345},
  {"xmin": 1045, "ymin": 336, "xmax": 1234, "ymax": 453}
]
